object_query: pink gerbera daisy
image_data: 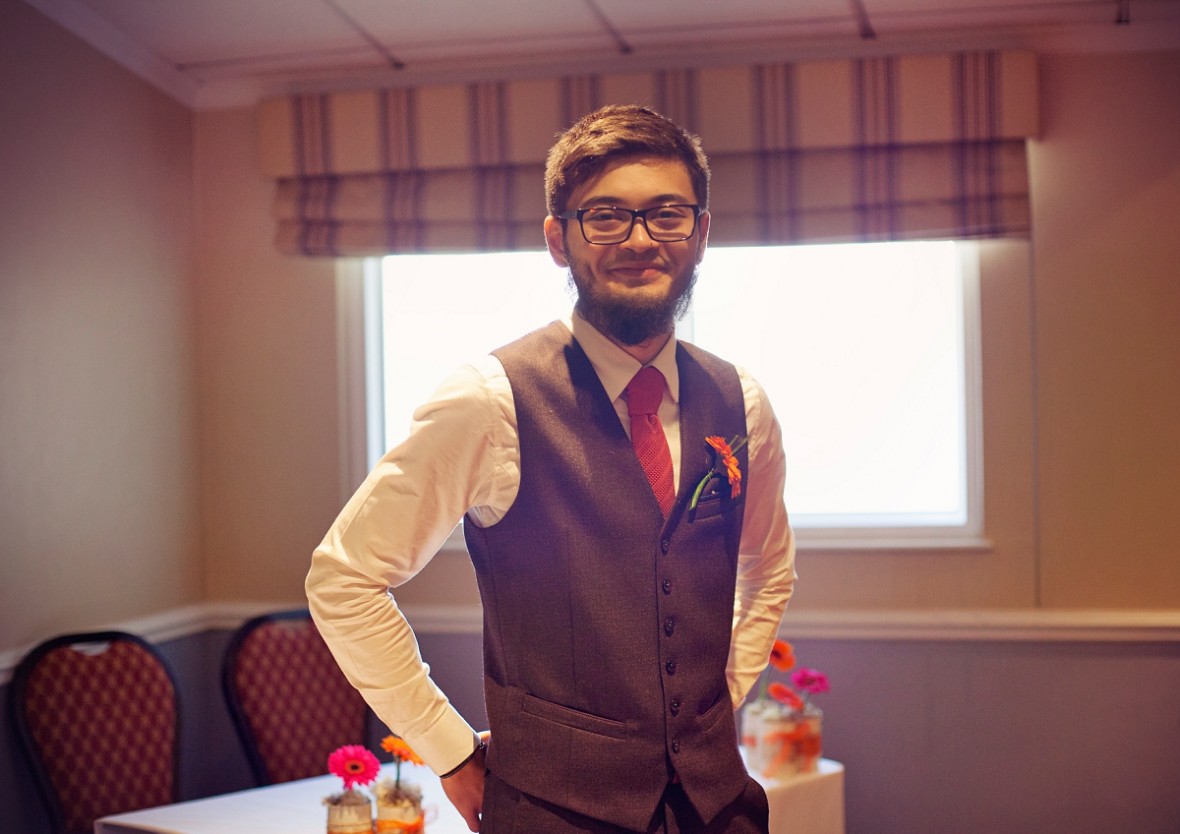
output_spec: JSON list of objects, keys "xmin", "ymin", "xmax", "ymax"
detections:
[{"xmin": 327, "ymin": 744, "xmax": 381, "ymax": 790}]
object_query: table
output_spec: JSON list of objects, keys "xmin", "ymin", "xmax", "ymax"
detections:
[
  {"xmin": 95, "ymin": 759, "xmax": 843, "ymax": 834},
  {"xmin": 750, "ymin": 757, "xmax": 845, "ymax": 834},
  {"xmin": 94, "ymin": 763, "xmax": 465, "ymax": 834}
]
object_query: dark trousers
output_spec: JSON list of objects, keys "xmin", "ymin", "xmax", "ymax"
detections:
[{"xmin": 482, "ymin": 768, "xmax": 770, "ymax": 834}]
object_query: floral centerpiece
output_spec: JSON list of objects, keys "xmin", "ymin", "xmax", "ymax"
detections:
[
  {"xmin": 374, "ymin": 735, "xmax": 426, "ymax": 834},
  {"xmin": 742, "ymin": 639, "xmax": 830, "ymax": 778},
  {"xmin": 323, "ymin": 744, "xmax": 381, "ymax": 834}
]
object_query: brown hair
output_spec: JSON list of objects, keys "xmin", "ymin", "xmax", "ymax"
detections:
[{"xmin": 544, "ymin": 104, "xmax": 711, "ymax": 216}]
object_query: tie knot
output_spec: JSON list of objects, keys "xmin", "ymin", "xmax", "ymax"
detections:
[{"xmin": 626, "ymin": 366, "xmax": 666, "ymax": 417}]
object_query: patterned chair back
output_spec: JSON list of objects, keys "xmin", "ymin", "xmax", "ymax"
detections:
[
  {"xmin": 9, "ymin": 631, "xmax": 180, "ymax": 834},
  {"xmin": 222, "ymin": 610, "xmax": 370, "ymax": 785}
]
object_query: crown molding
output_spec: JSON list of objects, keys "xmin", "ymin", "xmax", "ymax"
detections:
[
  {"xmin": 25, "ymin": 0, "xmax": 1180, "ymax": 111},
  {"xmin": 24, "ymin": 0, "xmax": 203, "ymax": 107}
]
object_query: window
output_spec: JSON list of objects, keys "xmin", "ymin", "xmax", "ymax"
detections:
[{"xmin": 355, "ymin": 240, "xmax": 983, "ymax": 548}]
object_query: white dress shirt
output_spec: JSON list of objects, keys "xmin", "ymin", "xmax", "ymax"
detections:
[{"xmin": 306, "ymin": 312, "xmax": 796, "ymax": 776}]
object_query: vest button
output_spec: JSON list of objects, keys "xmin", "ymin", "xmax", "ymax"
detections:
[
  {"xmin": 664, "ymin": 617, "xmax": 675, "ymax": 636},
  {"xmin": 671, "ymin": 739, "xmax": 681, "ymax": 754},
  {"xmin": 670, "ymin": 699, "xmax": 681, "ymax": 715},
  {"xmin": 662, "ymin": 579, "xmax": 672, "ymax": 594},
  {"xmin": 660, "ymin": 537, "xmax": 671, "ymax": 553},
  {"xmin": 665, "ymin": 659, "xmax": 677, "ymax": 675}
]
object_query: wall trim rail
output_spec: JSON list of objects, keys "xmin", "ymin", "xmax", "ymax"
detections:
[
  {"xmin": 776, "ymin": 608, "xmax": 1180, "ymax": 642},
  {"xmin": 0, "ymin": 600, "xmax": 282, "ymax": 684},
  {"xmin": 5, "ymin": 602, "xmax": 1180, "ymax": 683}
]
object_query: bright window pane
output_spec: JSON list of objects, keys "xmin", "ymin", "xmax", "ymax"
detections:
[
  {"xmin": 690, "ymin": 241, "xmax": 969, "ymax": 528},
  {"xmin": 380, "ymin": 252, "xmax": 570, "ymax": 445},
  {"xmin": 376, "ymin": 240, "xmax": 978, "ymax": 537}
]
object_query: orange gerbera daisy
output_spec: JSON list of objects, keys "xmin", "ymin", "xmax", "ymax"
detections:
[
  {"xmin": 689, "ymin": 434, "xmax": 748, "ymax": 510},
  {"xmin": 768, "ymin": 639, "xmax": 796, "ymax": 672},
  {"xmin": 381, "ymin": 735, "xmax": 424, "ymax": 766},
  {"xmin": 704, "ymin": 436, "xmax": 743, "ymax": 499},
  {"xmin": 381, "ymin": 734, "xmax": 424, "ymax": 789},
  {"xmin": 767, "ymin": 681, "xmax": 805, "ymax": 712}
]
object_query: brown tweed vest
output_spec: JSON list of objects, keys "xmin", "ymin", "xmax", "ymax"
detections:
[{"xmin": 464, "ymin": 321, "xmax": 750, "ymax": 831}]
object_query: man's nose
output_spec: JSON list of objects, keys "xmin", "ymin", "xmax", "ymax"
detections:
[{"xmin": 620, "ymin": 216, "xmax": 659, "ymax": 251}]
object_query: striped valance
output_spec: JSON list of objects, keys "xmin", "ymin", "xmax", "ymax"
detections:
[{"xmin": 261, "ymin": 51, "xmax": 1038, "ymax": 256}]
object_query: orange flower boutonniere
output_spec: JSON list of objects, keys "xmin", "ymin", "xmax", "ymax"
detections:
[{"xmin": 688, "ymin": 434, "xmax": 748, "ymax": 511}]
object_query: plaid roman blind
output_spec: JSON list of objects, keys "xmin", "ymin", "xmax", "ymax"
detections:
[{"xmin": 260, "ymin": 51, "xmax": 1037, "ymax": 256}]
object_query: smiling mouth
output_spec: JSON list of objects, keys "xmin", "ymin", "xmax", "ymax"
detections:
[{"xmin": 611, "ymin": 262, "xmax": 665, "ymax": 279}]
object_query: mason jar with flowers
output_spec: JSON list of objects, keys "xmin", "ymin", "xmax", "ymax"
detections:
[
  {"xmin": 323, "ymin": 744, "xmax": 381, "ymax": 834},
  {"xmin": 742, "ymin": 639, "xmax": 830, "ymax": 778},
  {"xmin": 374, "ymin": 735, "xmax": 426, "ymax": 833}
]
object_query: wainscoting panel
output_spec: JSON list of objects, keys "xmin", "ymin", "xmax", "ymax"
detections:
[{"xmin": 4, "ymin": 606, "xmax": 1179, "ymax": 834}]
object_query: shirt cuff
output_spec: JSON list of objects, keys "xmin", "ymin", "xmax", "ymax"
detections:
[
  {"xmin": 401, "ymin": 707, "xmax": 480, "ymax": 777},
  {"xmin": 439, "ymin": 736, "xmax": 485, "ymax": 778}
]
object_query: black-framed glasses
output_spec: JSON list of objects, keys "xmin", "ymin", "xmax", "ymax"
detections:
[{"xmin": 557, "ymin": 204, "xmax": 702, "ymax": 245}]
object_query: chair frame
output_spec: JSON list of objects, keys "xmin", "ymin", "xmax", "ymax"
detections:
[
  {"xmin": 221, "ymin": 608, "xmax": 372, "ymax": 786},
  {"xmin": 8, "ymin": 630, "xmax": 182, "ymax": 834}
]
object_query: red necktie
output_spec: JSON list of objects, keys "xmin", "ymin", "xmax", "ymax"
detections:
[{"xmin": 625, "ymin": 366, "xmax": 676, "ymax": 517}]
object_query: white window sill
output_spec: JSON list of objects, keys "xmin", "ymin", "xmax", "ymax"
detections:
[{"xmin": 795, "ymin": 533, "xmax": 993, "ymax": 552}]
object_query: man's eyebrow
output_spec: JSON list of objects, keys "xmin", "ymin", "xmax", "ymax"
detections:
[{"xmin": 577, "ymin": 193, "xmax": 692, "ymax": 208}]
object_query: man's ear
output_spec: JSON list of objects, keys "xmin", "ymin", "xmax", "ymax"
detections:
[{"xmin": 544, "ymin": 216, "xmax": 570, "ymax": 268}]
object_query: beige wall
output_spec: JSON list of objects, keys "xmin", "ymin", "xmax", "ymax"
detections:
[
  {"xmin": 192, "ymin": 110, "xmax": 340, "ymax": 602},
  {"xmin": 2, "ymin": 0, "xmax": 1178, "ymax": 659},
  {"xmin": 1030, "ymin": 51, "xmax": 1180, "ymax": 609},
  {"xmin": 1, "ymin": 1, "xmax": 202, "ymax": 648}
]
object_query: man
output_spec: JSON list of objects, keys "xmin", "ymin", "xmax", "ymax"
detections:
[{"xmin": 307, "ymin": 104, "xmax": 795, "ymax": 834}]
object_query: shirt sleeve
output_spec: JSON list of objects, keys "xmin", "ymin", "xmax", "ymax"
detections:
[
  {"xmin": 727, "ymin": 369, "xmax": 796, "ymax": 707},
  {"xmin": 305, "ymin": 357, "xmax": 517, "ymax": 775}
]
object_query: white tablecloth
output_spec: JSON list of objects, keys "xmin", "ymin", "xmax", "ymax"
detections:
[
  {"xmin": 95, "ymin": 758, "xmax": 844, "ymax": 834},
  {"xmin": 94, "ymin": 763, "xmax": 465, "ymax": 834},
  {"xmin": 750, "ymin": 757, "xmax": 845, "ymax": 834}
]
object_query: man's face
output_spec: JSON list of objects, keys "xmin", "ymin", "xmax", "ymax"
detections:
[{"xmin": 544, "ymin": 155, "xmax": 710, "ymax": 346}]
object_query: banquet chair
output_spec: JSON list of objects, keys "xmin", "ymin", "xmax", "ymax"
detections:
[
  {"xmin": 222, "ymin": 609, "xmax": 371, "ymax": 785},
  {"xmin": 8, "ymin": 631, "xmax": 180, "ymax": 834}
]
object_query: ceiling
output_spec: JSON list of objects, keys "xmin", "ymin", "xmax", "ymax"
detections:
[{"xmin": 25, "ymin": 0, "xmax": 1180, "ymax": 108}]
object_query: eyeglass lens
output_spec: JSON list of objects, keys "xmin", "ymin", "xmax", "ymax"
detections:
[{"xmin": 578, "ymin": 205, "xmax": 698, "ymax": 244}]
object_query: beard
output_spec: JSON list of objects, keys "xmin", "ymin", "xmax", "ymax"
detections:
[{"xmin": 565, "ymin": 249, "xmax": 699, "ymax": 346}]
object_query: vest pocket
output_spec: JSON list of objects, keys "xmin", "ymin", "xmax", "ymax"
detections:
[
  {"xmin": 696, "ymin": 687, "xmax": 733, "ymax": 726},
  {"xmin": 685, "ymin": 487, "xmax": 740, "ymax": 522},
  {"xmin": 514, "ymin": 687, "xmax": 632, "ymax": 738}
]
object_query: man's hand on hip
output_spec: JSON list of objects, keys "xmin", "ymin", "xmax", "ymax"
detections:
[{"xmin": 441, "ymin": 734, "xmax": 488, "ymax": 832}]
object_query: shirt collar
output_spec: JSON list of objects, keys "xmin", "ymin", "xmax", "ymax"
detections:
[{"xmin": 565, "ymin": 310, "xmax": 680, "ymax": 405}]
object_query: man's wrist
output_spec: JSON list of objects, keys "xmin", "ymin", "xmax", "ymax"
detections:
[{"xmin": 439, "ymin": 735, "xmax": 486, "ymax": 779}]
